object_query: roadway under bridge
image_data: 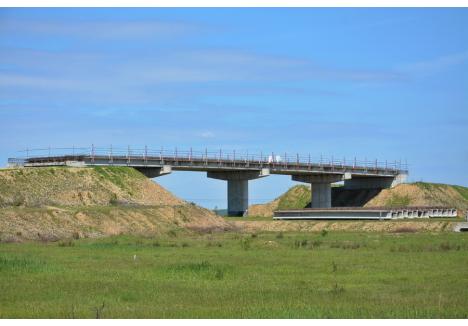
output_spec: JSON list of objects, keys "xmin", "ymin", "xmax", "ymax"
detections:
[{"xmin": 8, "ymin": 146, "xmax": 408, "ymax": 216}]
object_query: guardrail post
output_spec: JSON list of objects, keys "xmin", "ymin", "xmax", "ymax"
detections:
[
  {"xmin": 308, "ymin": 154, "xmax": 311, "ymax": 170},
  {"xmin": 144, "ymin": 145, "xmax": 148, "ymax": 165},
  {"xmin": 233, "ymin": 150, "xmax": 235, "ymax": 167},
  {"xmin": 91, "ymin": 144, "xmax": 95, "ymax": 163},
  {"xmin": 354, "ymin": 157, "xmax": 356, "ymax": 168},
  {"xmin": 284, "ymin": 152, "xmax": 287, "ymax": 168},
  {"xmin": 160, "ymin": 147, "xmax": 164, "ymax": 165},
  {"xmin": 110, "ymin": 145, "xmax": 113, "ymax": 164},
  {"xmin": 127, "ymin": 145, "xmax": 131, "ymax": 164},
  {"xmin": 331, "ymin": 155, "xmax": 334, "ymax": 171},
  {"xmin": 296, "ymin": 153, "xmax": 299, "ymax": 168},
  {"xmin": 26, "ymin": 148, "xmax": 29, "ymax": 159},
  {"xmin": 218, "ymin": 149, "xmax": 221, "ymax": 166},
  {"xmin": 375, "ymin": 159, "xmax": 377, "ymax": 169},
  {"xmin": 205, "ymin": 148, "xmax": 208, "ymax": 165}
]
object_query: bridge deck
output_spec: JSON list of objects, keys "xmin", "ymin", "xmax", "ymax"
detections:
[{"xmin": 10, "ymin": 153, "xmax": 405, "ymax": 178}]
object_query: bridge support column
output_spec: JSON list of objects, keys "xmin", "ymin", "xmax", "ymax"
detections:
[
  {"xmin": 292, "ymin": 174, "xmax": 345, "ymax": 208},
  {"xmin": 208, "ymin": 169, "xmax": 270, "ymax": 216}
]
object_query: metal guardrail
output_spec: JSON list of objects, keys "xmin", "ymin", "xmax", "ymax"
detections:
[{"xmin": 9, "ymin": 146, "xmax": 409, "ymax": 173}]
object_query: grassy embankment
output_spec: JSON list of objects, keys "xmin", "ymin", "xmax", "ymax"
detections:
[{"xmin": 1, "ymin": 231, "xmax": 467, "ymax": 318}]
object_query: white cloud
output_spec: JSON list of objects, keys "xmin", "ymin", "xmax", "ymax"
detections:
[
  {"xmin": 0, "ymin": 19, "xmax": 196, "ymax": 39},
  {"xmin": 397, "ymin": 50, "xmax": 468, "ymax": 75},
  {"xmin": 199, "ymin": 131, "xmax": 215, "ymax": 138}
]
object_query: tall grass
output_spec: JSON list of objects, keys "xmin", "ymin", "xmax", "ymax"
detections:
[{"xmin": 0, "ymin": 231, "xmax": 467, "ymax": 318}]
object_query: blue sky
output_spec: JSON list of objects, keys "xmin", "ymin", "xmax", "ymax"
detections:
[{"xmin": 1, "ymin": 8, "xmax": 467, "ymax": 208}]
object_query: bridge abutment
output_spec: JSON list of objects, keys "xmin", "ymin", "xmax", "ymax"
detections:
[
  {"xmin": 292, "ymin": 174, "xmax": 345, "ymax": 208},
  {"xmin": 208, "ymin": 169, "xmax": 270, "ymax": 216}
]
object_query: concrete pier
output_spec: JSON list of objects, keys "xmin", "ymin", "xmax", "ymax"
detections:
[
  {"xmin": 208, "ymin": 169, "xmax": 269, "ymax": 216},
  {"xmin": 292, "ymin": 174, "xmax": 345, "ymax": 208}
]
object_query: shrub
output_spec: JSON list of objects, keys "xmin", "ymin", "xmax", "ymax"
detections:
[
  {"xmin": 311, "ymin": 239, "xmax": 322, "ymax": 248},
  {"xmin": 72, "ymin": 232, "xmax": 80, "ymax": 240},
  {"xmin": 251, "ymin": 233, "xmax": 258, "ymax": 238},
  {"xmin": 58, "ymin": 240, "xmax": 75, "ymax": 247},
  {"xmin": 331, "ymin": 261, "xmax": 338, "ymax": 272},
  {"xmin": 393, "ymin": 227, "xmax": 417, "ymax": 233},
  {"xmin": 168, "ymin": 229, "xmax": 177, "ymax": 238},
  {"xmin": 276, "ymin": 232, "xmax": 284, "ymax": 239},
  {"xmin": 321, "ymin": 229, "xmax": 328, "ymax": 237},
  {"xmin": 181, "ymin": 242, "xmax": 190, "ymax": 248},
  {"xmin": 214, "ymin": 268, "xmax": 224, "ymax": 280},
  {"xmin": 240, "ymin": 238, "xmax": 251, "ymax": 250},
  {"xmin": 152, "ymin": 241, "xmax": 161, "ymax": 247},
  {"xmin": 330, "ymin": 282, "xmax": 345, "ymax": 295},
  {"xmin": 294, "ymin": 239, "xmax": 308, "ymax": 248}
]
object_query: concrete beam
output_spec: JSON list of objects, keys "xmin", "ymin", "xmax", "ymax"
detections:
[
  {"xmin": 292, "ymin": 174, "xmax": 346, "ymax": 184},
  {"xmin": 344, "ymin": 173, "xmax": 407, "ymax": 190},
  {"xmin": 135, "ymin": 165, "xmax": 172, "ymax": 178},
  {"xmin": 207, "ymin": 169, "xmax": 270, "ymax": 217},
  {"xmin": 207, "ymin": 168, "xmax": 270, "ymax": 181}
]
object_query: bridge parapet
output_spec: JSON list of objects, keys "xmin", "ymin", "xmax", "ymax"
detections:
[{"xmin": 9, "ymin": 146, "xmax": 408, "ymax": 176}]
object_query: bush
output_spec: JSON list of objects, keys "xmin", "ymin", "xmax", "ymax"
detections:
[
  {"xmin": 251, "ymin": 233, "xmax": 258, "ymax": 238},
  {"xmin": 294, "ymin": 239, "xmax": 308, "ymax": 248},
  {"xmin": 311, "ymin": 239, "xmax": 322, "ymax": 248},
  {"xmin": 72, "ymin": 232, "xmax": 80, "ymax": 240},
  {"xmin": 152, "ymin": 241, "xmax": 161, "ymax": 247},
  {"xmin": 393, "ymin": 227, "xmax": 417, "ymax": 233},
  {"xmin": 240, "ymin": 238, "xmax": 251, "ymax": 250},
  {"xmin": 58, "ymin": 240, "xmax": 75, "ymax": 247},
  {"xmin": 276, "ymin": 232, "xmax": 284, "ymax": 239},
  {"xmin": 168, "ymin": 229, "xmax": 177, "ymax": 238},
  {"xmin": 181, "ymin": 242, "xmax": 190, "ymax": 248},
  {"xmin": 214, "ymin": 268, "xmax": 224, "ymax": 280},
  {"xmin": 321, "ymin": 229, "xmax": 328, "ymax": 237}
]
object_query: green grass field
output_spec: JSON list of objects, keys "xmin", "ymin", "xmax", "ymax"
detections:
[{"xmin": 1, "ymin": 231, "xmax": 468, "ymax": 318}]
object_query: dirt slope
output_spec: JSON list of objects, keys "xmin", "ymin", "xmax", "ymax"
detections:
[
  {"xmin": 248, "ymin": 182, "xmax": 468, "ymax": 217},
  {"xmin": 366, "ymin": 183, "xmax": 468, "ymax": 211},
  {"xmin": 0, "ymin": 167, "xmax": 228, "ymax": 241},
  {"xmin": 0, "ymin": 166, "xmax": 183, "ymax": 207},
  {"xmin": 248, "ymin": 185, "xmax": 310, "ymax": 217}
]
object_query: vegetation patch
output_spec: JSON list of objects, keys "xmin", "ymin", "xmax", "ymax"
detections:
[
  {"xmin": 0, "ymin": 232, "xmax": 467, "ymax": 318},
  {"xmin": 385, "ymin": 194, "xmax": 411, "ymax": 207},
  {"xmin": 277, "ymin": 185, "xmax": 311, "ymax": 210}
]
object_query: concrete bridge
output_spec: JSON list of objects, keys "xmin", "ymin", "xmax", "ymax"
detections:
[{"xmin": 8, "ymin": 146, "xmax": 408, "ymax": 216}]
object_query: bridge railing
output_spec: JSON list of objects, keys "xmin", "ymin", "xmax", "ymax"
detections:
[{"xmin": 11, "ymin": 146, "xmax": 408, "ymax": 173}]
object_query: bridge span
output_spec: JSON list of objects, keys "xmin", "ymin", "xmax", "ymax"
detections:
[{"xmin": 8, "ymin": 146, "xmax": 408, "ymax": 216}]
